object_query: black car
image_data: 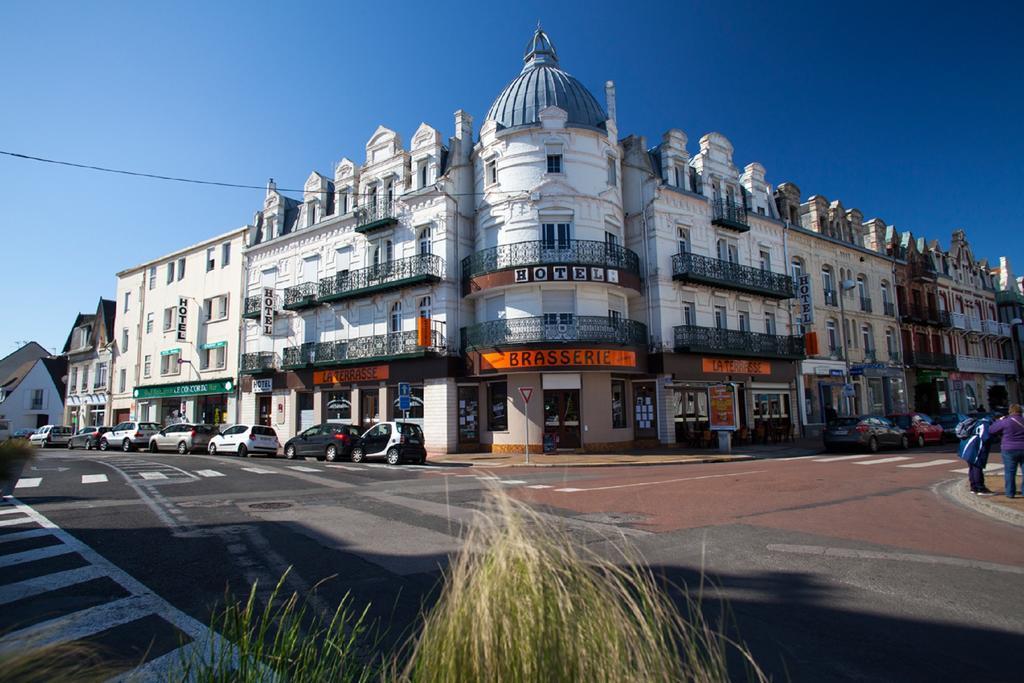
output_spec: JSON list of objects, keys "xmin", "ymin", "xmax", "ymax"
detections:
[
  {"xmin": 67, "ymin": 426, "xmax": 112, "ymax": 450},
  {"xmin": 283, "ymin": 423, "xmax": 363, "ymax": 462},
  {"xmin": 823, "ymin": 416, "xmax": 908, "ymax": 452},
  {"xmin": 931, "ymin": 413, "xmax": 968, "ymax": 443}
]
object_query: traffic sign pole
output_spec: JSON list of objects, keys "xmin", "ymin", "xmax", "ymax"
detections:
[{"xmin": 519, "ymin": 387, "xmax": 533, "ymax": 464}]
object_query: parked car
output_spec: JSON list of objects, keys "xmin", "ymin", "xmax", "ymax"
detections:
[
  {"xmin": 886, "ymin": 412, "xmax": 944, "ymax": 448},
  {"xmin": 12, "ymin": 428, "xmax": 37, "ymax": 441},
  {"xmin": 99, "ymin": 422, "xmax": 161, "ymax": 452},
  {"xmin": 283, "ymin": 423, "xmax": 363, "ymax": 462},
  {"xmin": 823, "ymin": 416, "xmax": 908, "ymax": 452},
  {"xmin": 931, "ymin": 413, "xmax": 969, "ymax": 443},
  {"xmin": 207, "ymin": 424, "xmax": 280, "ymax": 457},
  {"xmin": 350, "ymin": 421, "xmax": 427, "ymax": 465},
  {"xmin": 28, "ymin": 425, "xmax": 74, "ymax": 448},
  {"xmin": 149, "ymin": 423, "xmax": 218, "ymax": 454},
  {"xmin": 67, "ymin": 426, "xmax": 112, "ymax": 450}
]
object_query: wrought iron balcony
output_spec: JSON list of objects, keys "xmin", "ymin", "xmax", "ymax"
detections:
[
  {"xmin": 862, "ymin": 349, "xmax": 878, "ymax": 363},
  {"xmin": 462, "ymin": 316, "xmax": 647, "ymax": 351},
  {"xmin": 673, "ymin": 325, "xmax": 805, "ymax": 360},
  {"xmin": 282, "ymin": 342, "xmax": 316, "ymax": 369},
  {"xmin": 711, "ymin": 199, "xmax": 749, "ymax": 232},
  {"xmin": 318, "ymin": 253, "xmax": 444, "ymax": 303},
  {"xmin": 823, "ymin": 289, "xmax": 838, "ymax": 307},
  {"xmin": 283, "ymin": 282, "xmax": 318, "ymax": 311},
  {"xmin": 904, "ymin": 350, "xmax": 956, "ymax": 369},
  {"xmin": 241, "ymin": 351, "xmax": 277, "ymax": 374},
  {"xmin": 888, "ymin": 350, "xmax": 901, "ymax": 364},
  {"xmin": 311, "ymin": 329, "xmax": 447, "ymax": 366},
  {"xmin": 883, "ymin": 301, "xmax": 896, "ymax": 317},
  {"xmin": 671, "ymin": 253, "xmax": 793, "ymax": 299},
  {"xmin": 901, "ymin": 304, "xmax": 950, "ymax": 327},
  {"xmin": 461, "ymin": 239, "xmax": 641, "ymax": 280},
  {"xmin": 354, "ymin": 199, "xmax": 398, "ymax": 234},
  {"xmin": 825, "ymin": 346, "xmax": 845, "ymax": 361},
  {"xmin": 243, "ymin": 295, "xmax": 262, "ymax": 319},
  {"xmin": 860, "ymin": 297, "xmax": 873, "ymax": 313}
]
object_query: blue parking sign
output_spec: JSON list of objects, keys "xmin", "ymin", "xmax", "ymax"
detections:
[{"xmin": 398, "ymin": 383, "xmax": 411, "ymax": 412}]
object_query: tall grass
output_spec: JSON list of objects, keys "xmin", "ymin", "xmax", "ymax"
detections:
[
  {"xmin": 0, "ymin": 438, "xmax": 34, "ymax": 483},
  {"xmin": 0, "ymin": 641, "xmax": 109, "ymax": 683}
]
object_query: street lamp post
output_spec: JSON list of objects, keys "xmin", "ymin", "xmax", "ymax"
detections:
[{"xmin": 838, "ymin": 279, "xmax": 858, "ymax": 415}]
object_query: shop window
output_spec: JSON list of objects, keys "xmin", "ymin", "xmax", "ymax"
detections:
[
  {"xmin": 324, "ymin": 390, "xmax": 352, "ymax": 422},
  {"xmin": 391, "ymin": 386, "xmax": 424, "ymax": 422},
  {"xmin": 458, "ymin": 386, "xmax": 479, "ymax": 443},
  {"xmin": 611, "ymin": 380, "xmax": 626, "ymax": 428},
  {"xmin": 487, "ymin": 382, "xmax": 508, "ymax": 432}
]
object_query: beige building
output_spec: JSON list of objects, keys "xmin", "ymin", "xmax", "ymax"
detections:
[{"xmin": 110, "ymin": 228, "xmax": 248, "ymax": 426}]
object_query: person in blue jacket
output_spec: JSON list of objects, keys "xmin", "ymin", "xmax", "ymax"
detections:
[{"xmin": 958, "ymin": 416, "xmax": 994, "ymax": 496}]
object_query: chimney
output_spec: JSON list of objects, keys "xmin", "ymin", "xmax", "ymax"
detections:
[
  {"xmin": 454, "ymin": 110, "xmax": 473, "ymax": 142},
  {"xmin": 605, "ymin": 81, "xmax": 617, "ymax": 125}
]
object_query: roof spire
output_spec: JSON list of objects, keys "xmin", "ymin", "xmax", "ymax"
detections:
[{"xmin": 523, "ymin": 24, "xmax": 558, "ymax": 70}]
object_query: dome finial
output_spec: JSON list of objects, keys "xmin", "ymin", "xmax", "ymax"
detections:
[{"xmin": 523, "ymin": 24, "xmax": 558, "ymax": 69}]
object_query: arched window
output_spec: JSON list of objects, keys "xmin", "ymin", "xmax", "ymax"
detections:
[
  {"xmin": 418, "ymin": 296, "xmax": 432, "ymax": 320},
  {"xmin": 389, "ymin": 301, "xmax": 402, "ymax": 333},
  {"xmin": 418, "ymin": 227, "xmax": 432, "ymax": 256}
]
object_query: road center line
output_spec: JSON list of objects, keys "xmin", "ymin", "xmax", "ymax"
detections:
[
  {"xmin": 767, "ymin": 543, "xmax": 1024, "ymax": 576},
  {"xmin": 555, "ymin": 470, "xmax": 765, "ymax": 493}
]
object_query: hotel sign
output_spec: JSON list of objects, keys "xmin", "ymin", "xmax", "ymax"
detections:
[
  {"xmin": 701, "ymin": 358, "xmax": 771, "ymax": 375},
  {"xmin": 260, "ymin": 287, "xmax": 275, "ymax": 336},
  {"xmin": 796, "ymin": 275, "xmax": 813, "ymax": 325},
  {"xmin": 481, "ymin": 348, "xmax": 637, "ymax": 371},
  {"xmin": 314, "ymin": 365, "xmax": 390, "ymax": 385},
  {"xmin": 176, "ymin": 297, "xmax": 189, "ymax": 342},
  {"xmin": 512, "ymin": 265, "xmax": 619, "ymax": 285}
]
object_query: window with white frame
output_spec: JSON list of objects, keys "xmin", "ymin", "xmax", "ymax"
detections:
[
  {"xmin": 206, "ymin": 247, "xmax": 216, "ymax": 272},
  {"xmin": 542, "ymin": 290, "xmax": 575, "ymax": 325},
  {"xmin": 121, "ymin": 328, "xmax": 128, "ymax": 352},
  {"xmin": 759, "ymin": 250, "xmax": 771, "ymax": 272},
  {"xmin": 790, "ymin": 256, "xmax": 804, "ymax": 281},
  {"xmin": 338, "ymin": 189, "xmax": 349, "ymax": 215},
  {"xmin": 886, "ymin": 328, "xmax": 896, "ymax": 354},
  {"xmin": 607, "ymin": 156, "xmax": 617, "ymax": 186},
  {"xmin": 418, "ymin": 296, "xmax": 432, "ymax": 320},
  {"xmin": 146, "ymin": 313, "xmax": 154, "ymax": 334},
  {"xmin": 485, "ymin": 294, "xmax": 505, "ymax": 321},
  {"xmin": 31, "ymin": 389, "xmax": 43, "ymax": 410},
  {"xmin": 765, "ymin": 312, "xmax": 777, "ymax": 335},
  {"xmin": 682, "ymin": 301, "xmax": 695, "ymax": 326},
  {"xmin": 149, "ymin": 266, "xmax": 157, "ymax": 290},
  {"xmin": 161, "ymin": 351, "xmax": 181, "ymax": 376},
  {"xmin": 418, "ymin": 226, "xmax": 432, "ymax": 255},
  {"xmin": 541, "ymin": 222, "xmax": 571, "ymax": 250},
  {"xmin": 123, "ymin": 291, "xmax": 131, "ymax": 312},
  {"xmin": 605, "ymin": 231, "xmax": 618, "ymax": 249},
  {"xmin": 118, "ymin": 368, "xmax": 126, "ymax": 393},
  {"xmin": 678, "ymin": 227, "xmax": 689, "ymax": 255},
  {"xmin": 826, "ymin": 319, "xmax": 839, "ymax": 351},
  {"xmin": 545, "ymin": 148, "xmax": 563, "ymax": 174},
  {"xmin": 485, "ymin": 159, "xmax": 497, "ymax": 186},
  {"xmin": 714, "ymin": 306, "xmax": 727, "ymax": 330},
  {"xmin": 862, "ymin": 323, "xmax": 873, "ymax": 352},
  {"xmin": 203, "ymin": 295, "xmax": 229, "ymax": 322},
  {"xmin": 201, "ymin": 345, "xmax": 227, "ymax": 371},
  {"xmin": 70, "ymin": 367, "xmax": 78, "ymax": 391},
  {"xmin": 95, "ymin": 362, "xmax": 107, "ymax": 388},
  {"xmin": 335, "ymin": 246, "xmax": 352, "ymax": 276},
  {"xmin": 389, "ymin": 302, "xmax": 402, "ymax": 333},
  {"xmin": 80, "ymin": 365, "xmax": 89, "ymax": 391},
  {"xmin": 608, "ymin": 293, "xmax": 626, "ymax": 322},
  {"xmin": 163, "ymin": 307, "xmax": 174, "ymax": 332},
  {"xmin": 177, "ymin": 257, "xmax": 185, "ymax": 280},
  {"xmin": 306, "ymin": 201, "xmax": 316, "ymax": 227},
  {"xmin": 166, "ymin": 262, "xmax": 175, "ymax": 284},
  {"xmin": 673, "ymin": 165, "xmax": 682, "ymax": 188},
  {"xmin": 420, "ymin": 162, "xmax": 429, "ymax": 189},
  {"xmin": 143, "ymin": 355, "xmax": 152, "ymax": 377},
  {"xmin": 716, "ymin": 238, "xmax": 738, "ymax": 263},
  {"xmin": 222, "ymin": 242, "xmax": 231, "ymax": 267},
  {"xmin": 738, "ymin": 311, "xmax": 750, "ymax": 332}
]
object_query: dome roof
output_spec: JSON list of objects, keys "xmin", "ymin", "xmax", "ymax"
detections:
[{"xmin": 485, "ymin": 28, "xmax": 607, "ymax": 131}]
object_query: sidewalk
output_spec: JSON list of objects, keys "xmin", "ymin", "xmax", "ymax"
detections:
[
  {"xmin": 945, "ymin": 478, "xmax": 1024, "ymax": 528},
  {"xmin": 430, "ymin": 438, "xmax": 823, "ymax": 468}
]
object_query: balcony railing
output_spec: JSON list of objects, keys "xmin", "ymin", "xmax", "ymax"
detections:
[
  {"xmin": 673, "ymin": 325, "xmax": 805, "ymax": 359},
  {"xmin": 318, "ymin": 253, "xmax": 444, "ymax": 303},
  {"xmin": 311, "ymin": 328, "xmax": 447, "ymax": 365},
  {"xmin": 883, "ymin": 301, "xmax": 896, "ymax": 317},
  {"xmin": 241, "ymin": 351, "xmax": 277, "ymax": 374},
  {"xmin": 710, "ymin": 199, "xmax": 750, "ymax": 232},
  {"xmin": 888, "ymin": 350, "xmax": 901, "ymax": 364},
  {"xmin": 354, "ymin": 199, "xmax": 398, "ymax": 234},
  {"xmin": 905, "ymin": 350, "xmax": 956, "ymax": 369},
  {"xmin": 243, "ymin": 295, "xmax": 262, "ymax": 319},
  {"xmin": 859, "ymin": 297, "xmax": 873, "ymax": 313},
  {"xmin": 825, "ymin": 346, "xmax": 845, "ymax": 361},
  {"xmin": 955, "ymin": 355, "xmax": 1016, "ymax": 375},
  {"xmin": 671, "ymin": 253, "xmax": 793, "ymax": 299},
  {"xmin": 901, "ymin": 304, "xmax": 951, "ymax": 327},
  {"xmin": 462, "ymin": 316, "xmax": 647, "ymax": 351},
  {"xmin": 861, "ymin": 349, "xmax": 878, "ymax": 363},
  {"xmin": 282, "ymin": 342, "xmax": 316, "ymax": 369},
  {"xmin": 461, "ymin": 239, "xmax": 641, "ymax": 280},
  {"xmin": 283, "ymin": 282, "xmax": 318, "ymax": 311},
  {"xmin": 823, "ymin": 289, "xmax": 838, "ymax": 307},
  {"xmin": 982, "ymin": 319, "xmax": 1009, "ymax": 336}
]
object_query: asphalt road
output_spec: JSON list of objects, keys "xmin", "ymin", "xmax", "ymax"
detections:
[{"xmin": 2, "ymin": 443, "xmax": 1022, "ymax": 681}]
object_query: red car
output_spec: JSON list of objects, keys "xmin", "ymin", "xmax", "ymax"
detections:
[{"xmin": 886, "ymin": 413, "xmax": 944, "ymax": 447}]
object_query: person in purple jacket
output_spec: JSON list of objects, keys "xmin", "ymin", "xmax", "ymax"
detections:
[{"xmin": 989, "ymin": 404, "xmax": 1024, "ymax": 499}]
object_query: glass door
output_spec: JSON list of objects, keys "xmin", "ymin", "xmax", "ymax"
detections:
[{"xmin": 360, "ymin": 389, "xmax": 380, "ymax": 430}]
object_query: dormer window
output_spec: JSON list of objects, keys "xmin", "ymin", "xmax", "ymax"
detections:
[
  {"xmin": 673, "ymin": 166, "xmax": 682, "ymax": 188},
  {"xmin": 485, "ymin": 160, "xmax": 498, "ymax": 186},
  {"xmin": 339, "ymin": 189, "xmax": 349, "ymax": 215},
  {"xmin": 420, "ymin": 163, "xmax": 429, "ymax": 189},
  {"xmin": 306, "ymin": 201, "xmax": 316, "ymax": 227}
]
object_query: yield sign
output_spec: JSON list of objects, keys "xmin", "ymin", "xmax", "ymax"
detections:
[{"xmin": 519, "ymin": 387, "xmax": 534, "ymax": 404}]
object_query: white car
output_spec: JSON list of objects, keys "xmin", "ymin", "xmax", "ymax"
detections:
[
  {"xmin": 207, "ymin": 424, "xmax": 279, "ymax": 457},
  {"xmin": 350, "ymin": 421, "xmax": 427, "ymax": 465},
  {"xmin": 29, "ymin": 425, "xmax": 74, "ymax": 448},
  {"xmin": 100, "ymin": 421, "xmax": 161, "ymax": 452}
]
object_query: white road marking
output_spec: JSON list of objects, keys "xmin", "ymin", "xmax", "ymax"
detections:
[
  {"xmin": 81, "ymin": 474, "xmax": 108, "ymax": 484},
  {"xmin": 0, "ymin": 528, "xmax": 50, "ymax": 543},
  {"xmin": 554, "ymin": 470, "xmax": 764, "ymax": 493},
  {"xmin": 767, "ymin": 543, "xmax": 1024, "ymax": 575},
  {"xmin": 14, "ymin": 478, "xmax": 42, "ymax": 489},
  {"xmin": 139, "ymin": 472, "xmax": 168, "ymax": 480},
  {"xmin": 404, "ymin": 465, "xmax": 431, "ymax": 469},
  {"xmin": 195, "ymin": 470, "xmax": 225, "ymax": 478},
  {"xmin": 0, "ymin": 507, "xmax": 25, "ymax": 516},
  {"xmin": 527, "ymin": 484, "xmax": 553, "ymax": 489},
  {"xmin": 326, "ymin": 465, "xmax": 365, "ymax": 471},
  {"xmin": 0, "ymin": 543, "xmax": 75, "ymax": 568},
  {"xmin": 241, "ymin": 467, "xmax": 277, "ymax": 474},
  {"xmin": 500, "ymin": 480, "xmax": 527, "ymax": 485},
  {"xmin": 0, "ymin": 516, "xmax": 34, "ymax": 528},
  {"xmin": 813, "ymin": 454, "xmax": 876, "ymax": 462},
  {"xmin": 286, "ymin": 466, "xmax": 322, "ymax": 473},
  {"xmin": 898, "ymin": 459, "xmax": 958, "ymax": 468},
  {"xmin": 0, "ymin": 565, "xmax": 106, "ymax": 605},
  {"xmin": 854, "ymin": 456, "xmax": 911, "ymax": 465},
  {"xmin": 952, "ymin": 465, "xmax": 1006, "ymax": 474}
]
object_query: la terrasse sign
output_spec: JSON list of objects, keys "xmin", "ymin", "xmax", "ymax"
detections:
[{"xmin": 133, "ymin": 379, "xmax": 235, "ymax": 400}]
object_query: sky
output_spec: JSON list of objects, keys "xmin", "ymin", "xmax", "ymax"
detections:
[{"xmin": 1, "ymin": 0, "xmax": 1022, "ymax": 356}]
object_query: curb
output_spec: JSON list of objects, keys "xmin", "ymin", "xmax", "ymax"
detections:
[
  {"xmin": 940, "ymin": 478, "xmax": 1024, "ymax": 528},
  {"xmin": 430, "ymin": 454, "xmax": 759, "ymax": 469}
]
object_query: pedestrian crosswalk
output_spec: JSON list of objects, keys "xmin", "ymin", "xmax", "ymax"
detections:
[{"xmin": 800, "ymin": 453, "xmax": 1006, "ymax": 475}]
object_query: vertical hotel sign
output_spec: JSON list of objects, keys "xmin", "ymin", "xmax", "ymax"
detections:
[
  {"xmin": 176, "ymin": 297, "xmax": 188, "ymax": 342},
  {"xmin": 260, "ymin": 288, "xmax": 275, "ymax": 336},
  {"xmin": 796, "ymin": 274, "xmax": 814, "ymax": 325}
]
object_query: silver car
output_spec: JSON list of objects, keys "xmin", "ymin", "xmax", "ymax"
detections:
[{"xmin": 148, "ymin": 423, "xmax": 218, "ymax": 454}]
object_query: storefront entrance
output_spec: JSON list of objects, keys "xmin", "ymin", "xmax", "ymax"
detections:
[
  {"xmin": 360, "ymin": 389, "xmax": 380, "ymax": 430},
  {"xmin": 257, "ymin": 395, "xmax": 272, "ymax": 427},
  {"xmin": 543, "ymin": 389, "xmax": 581, "ymax": 449}
]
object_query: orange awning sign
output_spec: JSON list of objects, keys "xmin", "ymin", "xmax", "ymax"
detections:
[
  {"xmin": 314, "ymin": 365, "xmax": 390, "ymax": 385},
  {"xmin": 701, "ymin": 358, "xmax": 771, "ymax": 375},
  {"xmin": 481, "ymin": 349, "xmax": 637, "ymax": 371}
]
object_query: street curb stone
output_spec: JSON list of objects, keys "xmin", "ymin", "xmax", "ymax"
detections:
[{"xmin": 941, "ymin": 478, "xmax": 1024, "ymax": 528}]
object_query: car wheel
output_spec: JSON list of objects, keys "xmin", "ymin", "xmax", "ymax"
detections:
[
  {"xmin": 351, "ymin": 447, "xmax": 365, "ymax": 463},
  {"xmin": 237, "ymin": 444, "xmax": 248, "ymax": 458},
  {"xmin": 149, "ymin": 441, "xmax": 159, "ymax": 453},
  {"xmin": 177, "ymin": 441, "xmax": 188, "ymax": 455},
  {"xmin": 325, "ymin": 445, "xmax": 339, "ymax": 462},
  {"xmin": 284, "ymin": 444, "xmax": 297, "ymax": 460},
  {"xmin": 122, "ymin": 438, "xmax": 132, "ymax": 452},
  {"xmin": 868, "ymin": 436, "xmax": 879, "ymax": 453},
  {"xmin": 386, "ymin": 447, "xmax": 401, "ymax": 466},
  {"xmin": 99, "ymin": 439, "xmax": 109, "ymax": 452},
  {"xmin": 86, "ymin": 440, "xmax": 93, "ymax": 451},
  {"xmin": 66, "ymin": 440, "xmax": 74, "ymax": 450},
  {"xmin": 418, "ymin": 457, "xmax": 427, "ymax": 465},
  {"xmin": 916, "ymin": 434, "xmax": 925, "ymax": 448},
  {"xmin": 208, "ymin": 443, "xmax": 217, "ymax": 455}
]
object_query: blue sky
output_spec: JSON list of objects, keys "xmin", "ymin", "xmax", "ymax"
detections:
[{"xmin": 2, "ymin": 0, "xmax": 1022, "ymax": 356}]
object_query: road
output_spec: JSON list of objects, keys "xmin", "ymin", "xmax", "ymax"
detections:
[{"xmin": 2, "ymin": 444, "xmax": 1022, "ymax": 681}]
